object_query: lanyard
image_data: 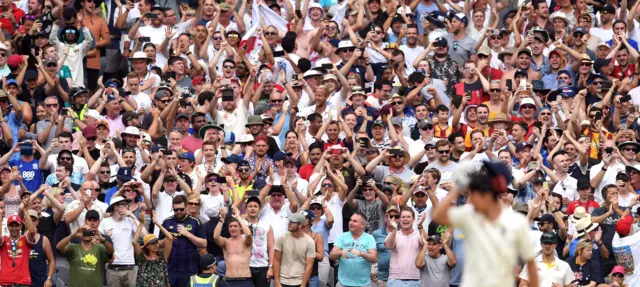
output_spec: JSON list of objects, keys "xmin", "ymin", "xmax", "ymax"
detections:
[{"xmin": 10, "ymin": 238, "xmax": 18, "ymax": 267}]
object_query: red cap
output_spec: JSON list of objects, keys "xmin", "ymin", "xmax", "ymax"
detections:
[
  {"xmin": 82, "ymin": 126, "xmax": 97, "ymax": 138},
  {"xmin": 7, "ymin": 54, "xmax": 22, "ymax": 67},
  {"xmin": 7, "ymin": 215, "xmax": 23, "ymax": 225},
  {"xmin": 612, "ymin": 265, "xmax": 625, "ymax": 275},
  {"xmin": 616, "ymin": 215, "xmax": 633, "ymax": 236},
  {"xmin": 192, "ymin": 76, "xmax": 205, "ymax": 86}
]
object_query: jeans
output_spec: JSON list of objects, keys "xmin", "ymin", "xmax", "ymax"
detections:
[
  {"xmin": 309, "ymin": 276, "xmax": 320, "ymax": 287},
  {"xmin": 385, "ymin": 279, "xmax": 421, "ymax": 287},
  {"xmin": 169, "ymin": 271, "xmax": 194, "ymax": 287},
  {"xmin": 250, "ymin": 266, "xmax": 269, "ymax": 287}
]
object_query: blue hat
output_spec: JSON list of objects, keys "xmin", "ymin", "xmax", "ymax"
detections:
[
  {"xmin": 328, "ymin": 38, "xmax": 340, "ymax": 48},
  {"xmin": 515, "ymin": 142, "xmax": 533, "ymax": 153},
  {"xmin": 254, "ymin": 178, "xmax": 267, "ymax": 190},
  {"xmin": 560, "ymin": 86, "xmax": 577, "ymax": 98},
  {"xmin": 573, "ymin": 26, "xmax": 587, "ymax": 36},
  {"xmin": 116, "ymin": 167, "xmax": 134, "ymax": 181},
  {"xmin": 221, "ymin": 154, "xmax": 243, "ymax": 164},
  {"xmin": 107, "ymin": 94, "xmax": 117, "ymax": 102},
  {"xmin": 302, "ymin": 209, "xmax": 315, "ymax": 221},
  {"xmin": 6, "ymin": 78, "xmax": 18, "ymax": 87},
  {"xmin": 428, "ymin": 11, "xmax": 446, "ymax": 28},
  {"xmin": 481, "ymin": 160, "xmax": 513, "ymax": 193},
  {"xmin": 273, "ymin": 151, "xmax": 292, "ymax": 161},
  {"xmin": 558, "ymin": 70, "xmax": 571, "ymax": 77},
  {"xmin": 453, "ymin": 13, "xmax": 468, "ymax": 27},
  {"xmin": 150, "ymin": 144, "xmax": 163, "ymax": 152},
  {"xmin": 224, "ymin": 131, "xmax": 236, "ymax": 145},
  {"xmin": 178, "ymin": 152, "xmax": 195, "ymax": 162}
]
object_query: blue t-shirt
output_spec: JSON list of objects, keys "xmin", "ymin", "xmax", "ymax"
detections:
[
  {"xmin": 160, "ymin": 215, "xmax": 205, "ymax": 273},
  {"xmin": 9, "ymin": 158, "xmax": 43, "ymax": 192},
  {"xmin": 335, "ymin": 231, "xmax": 376, "ymax": 286},
  {"xmin": 372, "ymin": 227, "xmax": 391, "ymax": 281}
]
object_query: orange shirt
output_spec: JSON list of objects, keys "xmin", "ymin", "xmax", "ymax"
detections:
[{"xmin": 81, "ymin": 14, "xmax": 109, "ymax": 69}]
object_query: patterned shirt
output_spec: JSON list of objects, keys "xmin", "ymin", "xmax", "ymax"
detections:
[
  {"xmin": 246, "ymin": 154, "xmax": 277, "ymax": 178},
  {"xmin": 428, "ymin": 56, "xmax": 462, "ymax": 99}
]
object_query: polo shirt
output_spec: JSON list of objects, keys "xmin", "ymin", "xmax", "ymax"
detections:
[
  {"xmin": 388, "ymin": 229, "xmax": 422, "ymax": 280},
  {"xmin": 259, "ymin": 201, "xmax": 293, "ymax": 241},
  {"xmin": 551, "ymin": 175, "xmax": 578, "ymax": 201},
  {"xmin": 160, "ymin": 214, "xmax": 205, "ymax": 273},
  {"xmin": 520, "ymin": 254, "xmax": 574, "ymax": 286}
]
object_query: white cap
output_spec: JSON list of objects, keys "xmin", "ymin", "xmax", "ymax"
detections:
[
  {"xmin": 122, "ymin": 126, "xmax": 140, "ymax": 136},
  {"xmin": 237, "ymin": 134, "xmax": 255, "ymax": 143},
  {"xmin": 84, "ymin": 109, "xmax": 104, "ymax": 120},
  {"xmin": 519, "ymin": 98, "xmax": 537, "ymax": 108}
]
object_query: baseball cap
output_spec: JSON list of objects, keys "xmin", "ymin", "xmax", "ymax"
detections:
[
  {"xmin": 7, "ymin": 54, "xmax": 23, "ymax": 67},
  {"xmin": 288, "ymin": 213, "xmax": 306, "ymax": 223},
  {"xmin": 178, "ymin": 152, "xmax": 195, "ymax": 162},
  {"xmin": 433, "ymin": 37, "xmax": 448, "ymax": 47},
  {"xmin": 515, "ymin": 142, "xmax": 533, "ymax": 153},
  {"xmin": 199, "ymin": 254, "xmax": 217, "ymax": 270},
  {"xmin": 116, "ymin": 167, "xmax": 134, "ymax": 181},
  {"xmin": 617, "ymin": 215, "xmax": 633, "ymax": 236},
  {"xmin": 426, "ymin": 234, "xmax": 441, "ymax": 243},
  {"xmin": 539, "ymin": 232, "xmax": 557, "ymax": 243},
  {"xmin": 82, "ymin": 126, "xmax": 97, "ymax": 138},
  {"xmin": 7, "ymin": 214, "xmax": 23, "ymax": 225},
  {"xmin": 534, "ymin": 214, "xmax": 555, "ymax": 223},
  {"xmin": 85, "ymin": 209, "xmax": 100, "ymax": 220},
  {"xmin": 143, "ymin": 234, "xmax": 159, "ymax": 247},
  {"xmin": 24, "ymin": 70, "xmax": 38, "ymax": 81}
]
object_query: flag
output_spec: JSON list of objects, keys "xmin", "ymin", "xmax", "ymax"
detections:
[{"xmin": 240, "ymin": 1, "xmax": 288, "ymax": 59}]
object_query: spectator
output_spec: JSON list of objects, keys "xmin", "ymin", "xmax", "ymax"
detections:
[
  {"xmin": 329, "ymin": 212, "xmax": 378, "ymax": 287},
  {"xmin": 274, "ymin": 213, "xmax": 316, "ymax": 287}
]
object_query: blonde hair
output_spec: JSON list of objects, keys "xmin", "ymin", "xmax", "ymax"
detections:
[
  {"xmin": 43, "ymin": 187, "xmax": 63, "ymax": 209},
  {"xmin": 576, "ymin": 239, "xmax": 592, "ymax": 256}
]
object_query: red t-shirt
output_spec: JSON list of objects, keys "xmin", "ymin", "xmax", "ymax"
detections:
[
  {"xmin": 298, "ymin": 163, "xmax": 315, "ymax": 181},
  {"xmin": 0, "ymin": 235, "xmax": 32, "ymax": 285},
  {"xmin": 566, "ymin": 200, "xmax": 600, "ymax": 215}
]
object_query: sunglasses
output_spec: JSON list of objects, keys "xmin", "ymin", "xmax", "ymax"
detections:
[
  {"xmin": 99, "ymin": 170, "xmax": 110, "ymax": 174},
  {"xmin": 520, "ymin": 105, "xmax": 536, "ymax": 110},
  {"xmin": 188, "ymin": 202, "xmax": 201, "ymax": 206},
  {"xmin": 223, "ymin": 65, "xmax": 235, "ymax": 69},
  {"xmin": 311, "ymin": 206, "xmax": 323, "ymax": 210},
  {"xmin": 437, "ymin": 150, "xmax": 449, "ymax": 154},
  {"xmin": 270, "ymin": 99, "xmax": 283, "ymax": 103},
  {"xmin": 421, "ymin": 125, "xmax": 433, "ymax": 130},
  {"xmin": 539, "ymin": 112, "xmax": 552, "ymax": 116},
  {"xmin": 46, "ymin": 62, "xmax": 57, "ymax": 68},
  {"xmin": 362, "ymin": 188, "xmax": 375, "ymax": 192},
  {"xmin": 0, "ymin": 53, "xmax": 6, "ymax": 57},
  {"xmin": 238, "ymin": 168, "xmax": 250, "ymax": 172},
  {"xmin": 375, "ymin": 31, "xmax": 383, "ymax": 34},
  {"xmin": 227, "ymin": 34, "xmax": 238, "ymax": 38},
  {"xmin": 383, "ymin": 182, "xmax": 394, "ymax": 185},
  {"xmin": 391, "ymin": 101, "xmax": 403, "ymax": 106},
  {"xmin": 173, "ymin": 208, "xmax": 185, "ymax": 212},
  {"xmin": 490, "ymin": 89, "xmax": 501, "ymax": 92},
  {"xmin": 390, "ymin": 154, "xmax": 404, "ymax": 158},
  {"xmin": 45, "ymin": 103, "xmax": 58, "ymax": 107},
  {"xmin": 86, "ymin": 136, "xmax": 97, "ymax": 141},
  {"xmin": 623, "ymin": 147, "xmax": 637, "ymax": 153},
  {"xmin": 452, "ymin": 40, "xmax": 458, "ymax": 51},
  {"xmin": 25, "ymin": 15, "xmax": 36, "ymax": 20},
  {"xmin": 59, "ymin": 157, "xmax": 72, "ymax": 161},
  {"xmin": 580, "ymin": 63, "xmax": 592, "ymax": 67},
  {"xmin": 342, "ymin": 47, "xmax": 355, "ymax": 53},
  {"xmin": 490, "ymin": 36, "xmax": 502, "ymax": 40},
  {"xmin": 613, "ymin": 273, "xmax": 624, "ymax": 278},
  {"xmin": 64, "ymin": 29, "xmax": 75, "ymax": 34},
  {"xmin": 425, "ymin": 145, "xmax": 435, "ymax": 150},
  {"xmin": 326, "ymin": 26, "xmax": 336, "ymax": 30},
  {"xmin": 213, "ymin": 36, "xmax": 222, "ymax": 40},
  {"xmin": 321, "ymin": 183, "xmax": 334, "ymax": 187},
  {"xmin": 165, "ymin": 179, "xmax": 177, "ymax": 183},
  {"xmin": 388, "ymin": 214, "xmax": 400, "ymax": 219},
  {"xmin": 263, "ymin": 31, "xmax": 277, "ymax": 36},
  {"xmin": 592, "ymin": 81, "xmax": 603, "ymax": 85},
  {"xmin": 160, "ymin": 99, "xmax": 171, "ymax": 103}
]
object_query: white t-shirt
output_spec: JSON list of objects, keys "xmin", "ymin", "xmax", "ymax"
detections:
[
  {"xmin": 326, "ymin": 193, "xmax": 345, "ymax": 244},
  {"xmin": 138, "ymin": 25, "xmax": 168, "ymax": 67},
  {"xmin": 590, "ymin": 27, "xmax": 614, "ymax": 43},
  {"xmin": 459, "ymin": 152, "xmax": 491, "ymax": 171},
  {"xmin": 259, "ymin": 202, "xmax": 293, "ymax": 241},
  {"xmin": 47, "ymin": 154, "xmax": 90, "ymax": 175},
  {"xmin": 131, "ymin": 92, "xmax": 152, "ymax": 112},
  {"xmin": 590, "ymin": 161, "xmax": 626, "ymax": 204},
  {"xmin": 612, "ymin": 231, "xmax": 640, "ymax": 286},
  {"xmin": 246, "ymin": 219, "xmax": 271, "ymax": 267},
  {"xmin": 215, "ymin": 103, "xmax": 248, "ymax": 138},
  {"xmin": 400, "ymin": 45, "xmax": 424, "ymax": 74},
  {"xmin": 448, "ymin": 204, "xmax": 534, "ymax": 287},
  {"xmin": 519, "ymin": 255, "xmax": 575, "ymax": 286},
  {"xmin": 98, "ymin": 216, "xmax": 137, "ymax": 265},
  {"xmin": 152, "ymin": 190, "xmax": 185, "ymax": 232},
  {"xmin": 200, "ymin": 193, "xmax": 225, "ymax": 220},
  {"xmin": 63, "ymin": 200, "xmax": 106, "ymax": 234}
]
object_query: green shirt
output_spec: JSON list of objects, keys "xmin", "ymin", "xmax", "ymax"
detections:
[{"xmin": 66, "ymin": 243, "xmax": 108, "ymax": 287}]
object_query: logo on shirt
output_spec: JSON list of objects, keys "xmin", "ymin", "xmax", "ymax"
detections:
[{"xmin": 82, "ymin": 253, "xmax": 98, "ymax": 267}]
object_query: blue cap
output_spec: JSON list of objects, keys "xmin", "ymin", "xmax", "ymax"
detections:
[
  {"xmin": 558, "ymin": 70, "xmax": 571, "ymax": 78},
  {"xmin": 273, "ymin": 151, "xmax": 292, "ymax": 161},
  {"xmin": 178, "ymin": 152, "xmax": 195, "ymax": 162},
  {"xmin": 560, "ymin": 86, "xmax": 577, "ymax": 98},
  {"xmin": 328, "ymin": 38, "xmax": 340, "ymax": 48},
  {"xmin": 150, "ymin": 144, "xmax": 163, "ymax": 152},
  {"xmin": 6, "ymin": 78, "xmax": 18, "ymax": 87},
  {"xmin": 302, "ymin": 209, "xmax": 315, "ymax": 221},
  {"xmin": 433, "ymin": 37, "xmax": 448, "ymax": 47},
  {"xmin": 254, "ymin": 178, "xmax": 267, "ymax": 190},
  {"xmin": 515, "ymin": 142, "xmax": 533, "ymax": 153},
  {"xmin": 221, "ymin": 154, "xmax": 243, "ymax": 164},
  {"xmin": 116, "ymin": 167, "xmax": 134, "ymax": 181},
  {"xmin": 107, "ymin": 94, "xmax": 117, "ymax": 102},
  {"xmin": 453, "ymin": 13, "xmax": 468, "ymax": 27}
]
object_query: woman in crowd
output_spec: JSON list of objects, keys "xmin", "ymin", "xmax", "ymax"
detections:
[{"xmin": 133, "ymin": 212, "xmax": 174, "ymax": 287}]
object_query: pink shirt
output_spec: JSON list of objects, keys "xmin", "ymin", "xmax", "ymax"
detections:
[
  {"xmin": 388, "ymin": 229, "xmax": 422, "ymax": 280},
  {"xmin": 106, "ymin": 115, "xmax": 125, "ymax": 138}
]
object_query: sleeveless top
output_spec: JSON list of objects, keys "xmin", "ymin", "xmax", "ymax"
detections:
[
  {"xmin": 190, "ymin": 274, "xmax": 220, "ymax": 287},
  {"xmin": 29, "ymin": 235, "xmax": 48, "ymax": 287},
  {"xmin": 4, "ymin": 191, "xmax": 21, "ymax": 216}
]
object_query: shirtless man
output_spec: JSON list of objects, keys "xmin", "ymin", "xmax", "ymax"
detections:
[
  {"xmin": 214, "ymin": 207, "xmax": 253, "ymax": 286},
  {"xmin": 294, "ymin": 2, "xmax": 325, "ymax": 59}
]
